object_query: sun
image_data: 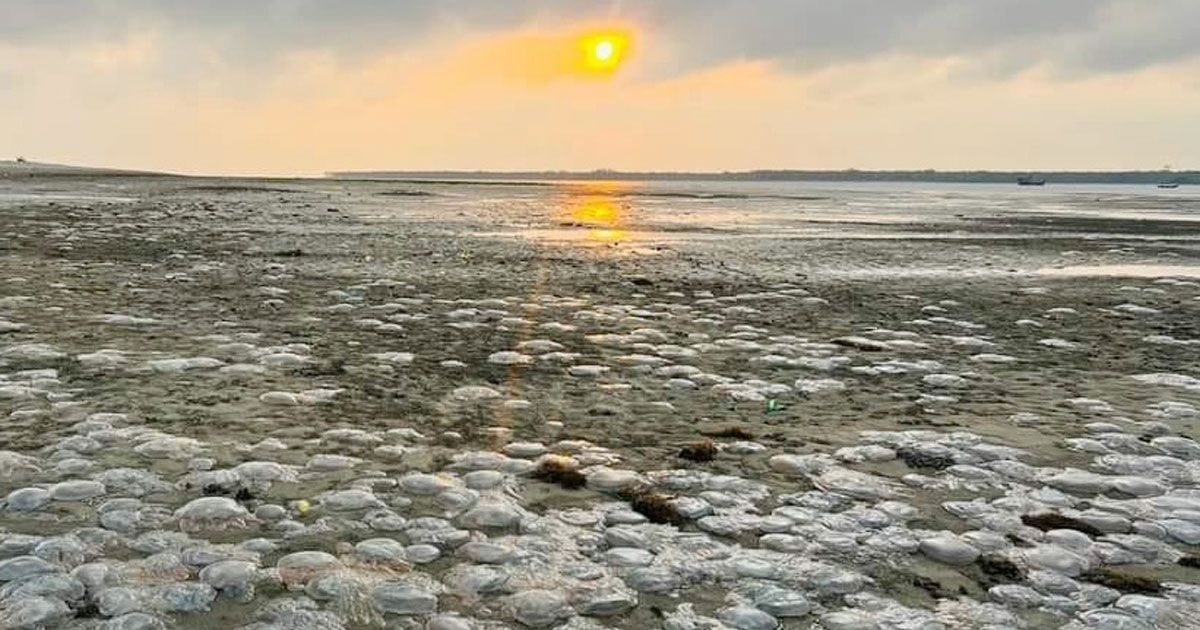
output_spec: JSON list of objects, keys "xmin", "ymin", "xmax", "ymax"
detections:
[
  {"xmin": 594, "ymin": 40, "xmax": 615, "ymax": 62},
  {"xmin": 580, "ymin": 32, "xmax": 629, "ymax": 73}
]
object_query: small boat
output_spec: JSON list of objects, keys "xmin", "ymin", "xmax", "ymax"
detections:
[
  {"xmin": 1157, "ymin": 182, "xmax": 1180, "ymax": 189},
  {"xmin": 1017, "ymin": 176, "xmax": 1046, "ymax": 186}
]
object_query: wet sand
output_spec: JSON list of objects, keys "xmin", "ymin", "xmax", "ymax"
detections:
[{"xmin": 1, "ymin": 175, "xmax": 1199, "ymax": 629}]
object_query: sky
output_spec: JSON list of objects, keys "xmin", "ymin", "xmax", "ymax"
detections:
[{"xmin": 2, "ymin": 1, "xmax": 1199, "ymax": 176}]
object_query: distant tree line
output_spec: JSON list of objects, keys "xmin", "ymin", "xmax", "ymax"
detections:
[{"xmin": 331, "ymin": 169, "xmax": 1199, "ymax": 184}]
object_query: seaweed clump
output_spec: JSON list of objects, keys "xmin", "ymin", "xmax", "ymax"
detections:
[
  {"xmin": 1082, "ymin": 567, "xmax": 1161, "ymax": 594},
  {"xmin": 977, "ymin": 554, "xmax": 1026, "ymax": 585},
  {"xmin": 909, "ymin": 575, "xmax": 966, "ymax": 599},
  {"xmin": 619, "ymin": 487, "xmax": 685, "ymax": 527},
  {"xmin": 896, "ymin": 447, "xmax": 955, "ymax": 471},
  {"xmin": 73, "ymin": 601, "xmax": 101, "ymax": 619},
  {"xmin": 678, "ymin": 440, "xmax": 717, "ymax": 463},
  {"xmin": 910, "ymin": 575, "xmax": 941, "ymax": 597},
  {"xmin": 703, "ymin": 426, "xmax": 755, "ymax": 440},
  {"xmin": 1020, "ymin": 512, "xmax": 1103, "ymax": 537},
  {"xmin": 201, "ymin": 483, "xmax": 256, "ymax": 503},
  {"xmin": 532, "ymin": 457, "xmax": 586, "ymax": 490}
]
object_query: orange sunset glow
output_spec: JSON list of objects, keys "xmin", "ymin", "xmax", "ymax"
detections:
[
  {"xmin": 579, "ymin": 31, "xmax": 630, "ymax": 74},
  {"xmin": 3, "ymin": 3, "xmax": 1198, "ymax": 174}
]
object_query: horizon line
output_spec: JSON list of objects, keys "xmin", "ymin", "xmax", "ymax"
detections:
[
  {"xmin": 329, "ymin": 167, "xmax": 1198, "ymax": 175},
  {"xmin": 326, "ymin": 168, "xmax": 1199, "ymax": 185},
  {"xmin": 4, "ymin": 159, "xmax": 1197, "ymax": 182}
]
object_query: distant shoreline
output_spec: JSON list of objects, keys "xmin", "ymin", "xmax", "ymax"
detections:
[
  {"xmin": 3, "ymin": 160, "xmax": 1195, "ymax": 185},
  {"xmin": 330, "ymin": 170, "xmax": 1198, "ymax": 185}
]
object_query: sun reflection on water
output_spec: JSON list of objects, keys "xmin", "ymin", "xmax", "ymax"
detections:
[
  {"xmin": 563, "ymin": 184, "xmax": 632, "ymax": 245},
  {"xmin": 571, "ymin": 199, "xmax": 621, "ymax": 226},
  {"xmin": 585, "ymin": 227, "xmax": 629, "ymax": 243}
]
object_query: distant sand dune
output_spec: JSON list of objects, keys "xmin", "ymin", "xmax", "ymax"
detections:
[{"xmin": 0, "ymin": 159, "xmax": 162, "ymax": 177}]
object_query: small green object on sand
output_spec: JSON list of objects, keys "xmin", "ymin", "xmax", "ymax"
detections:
[{"xmin": 766, "ymin": 399, "xmax": 780, "ymax": 413}]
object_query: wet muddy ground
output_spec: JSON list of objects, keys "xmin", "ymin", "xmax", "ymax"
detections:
[{"xmin": 1, "ymin": 175, "xmax": 1199, "ymax": 629}]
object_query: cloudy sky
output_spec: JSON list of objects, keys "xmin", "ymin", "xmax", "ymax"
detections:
[{"xmin": 3, "ymin": 1, "xmax": 1199, "ymax": 175}]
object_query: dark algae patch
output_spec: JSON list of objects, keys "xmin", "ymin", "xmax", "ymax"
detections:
[
  {"xmin": 1082, "ymin": 567, "xmax": 1161, "ymax": 594},
  {"xmin": 909, "ymin": 574, "xmax": 968, "ymax": 599},
  {"xmin": 896, "ymin": 447, "xmax": 954, "ymax": 471},
  {"xmin": 977, "ymin": 554, "xmax": 1026, "ymax": 585},
  {"xmin": 1020, "ymin": 512, "xmax": 1103, "ymax": 537}
]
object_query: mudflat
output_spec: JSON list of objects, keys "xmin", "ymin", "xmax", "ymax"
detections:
[{"xmin": 2, "ymin": 174, "xmax": 1199, "ymax": 629}]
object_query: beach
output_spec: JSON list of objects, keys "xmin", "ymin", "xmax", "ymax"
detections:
[{"xmin": 2, "ymin": 173, "xmax": 1199, "ymax": 629}]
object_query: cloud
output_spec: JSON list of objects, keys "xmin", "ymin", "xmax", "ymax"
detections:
[
  {"xmin": 3, "ymin": 1, "xmax": 1199, "ymax": 78},
  {"xmin": 2, "ymin": 2, "xmax": 1199, "ymax": 174}
]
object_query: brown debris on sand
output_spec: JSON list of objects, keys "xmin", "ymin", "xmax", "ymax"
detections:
[
  {"xmin": 532, "ymin": 457, "xmax": 587, "ymax": 490},
  {"xmin": 678, "ymin": 439, "xmax": 717, "ymax": 462},
  {"xmin": 1020, "ymin": 512, "xmax": 1103, "ymax": 537},
  {"xmin": 619, "ymin": 487, "xmax": 685, "ymax": 526},
  {"xmin": 703, "ymin": 426, "xmax": 755, "ymax": 440}
]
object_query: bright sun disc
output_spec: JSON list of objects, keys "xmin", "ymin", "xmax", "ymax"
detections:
[
  {"xmin": 581, "ymin": 32, "xmax": 628, "ymax": 73},
  {"xmin": 594, "ymin": 41, "xmax": 614, "ymax": 61}
]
